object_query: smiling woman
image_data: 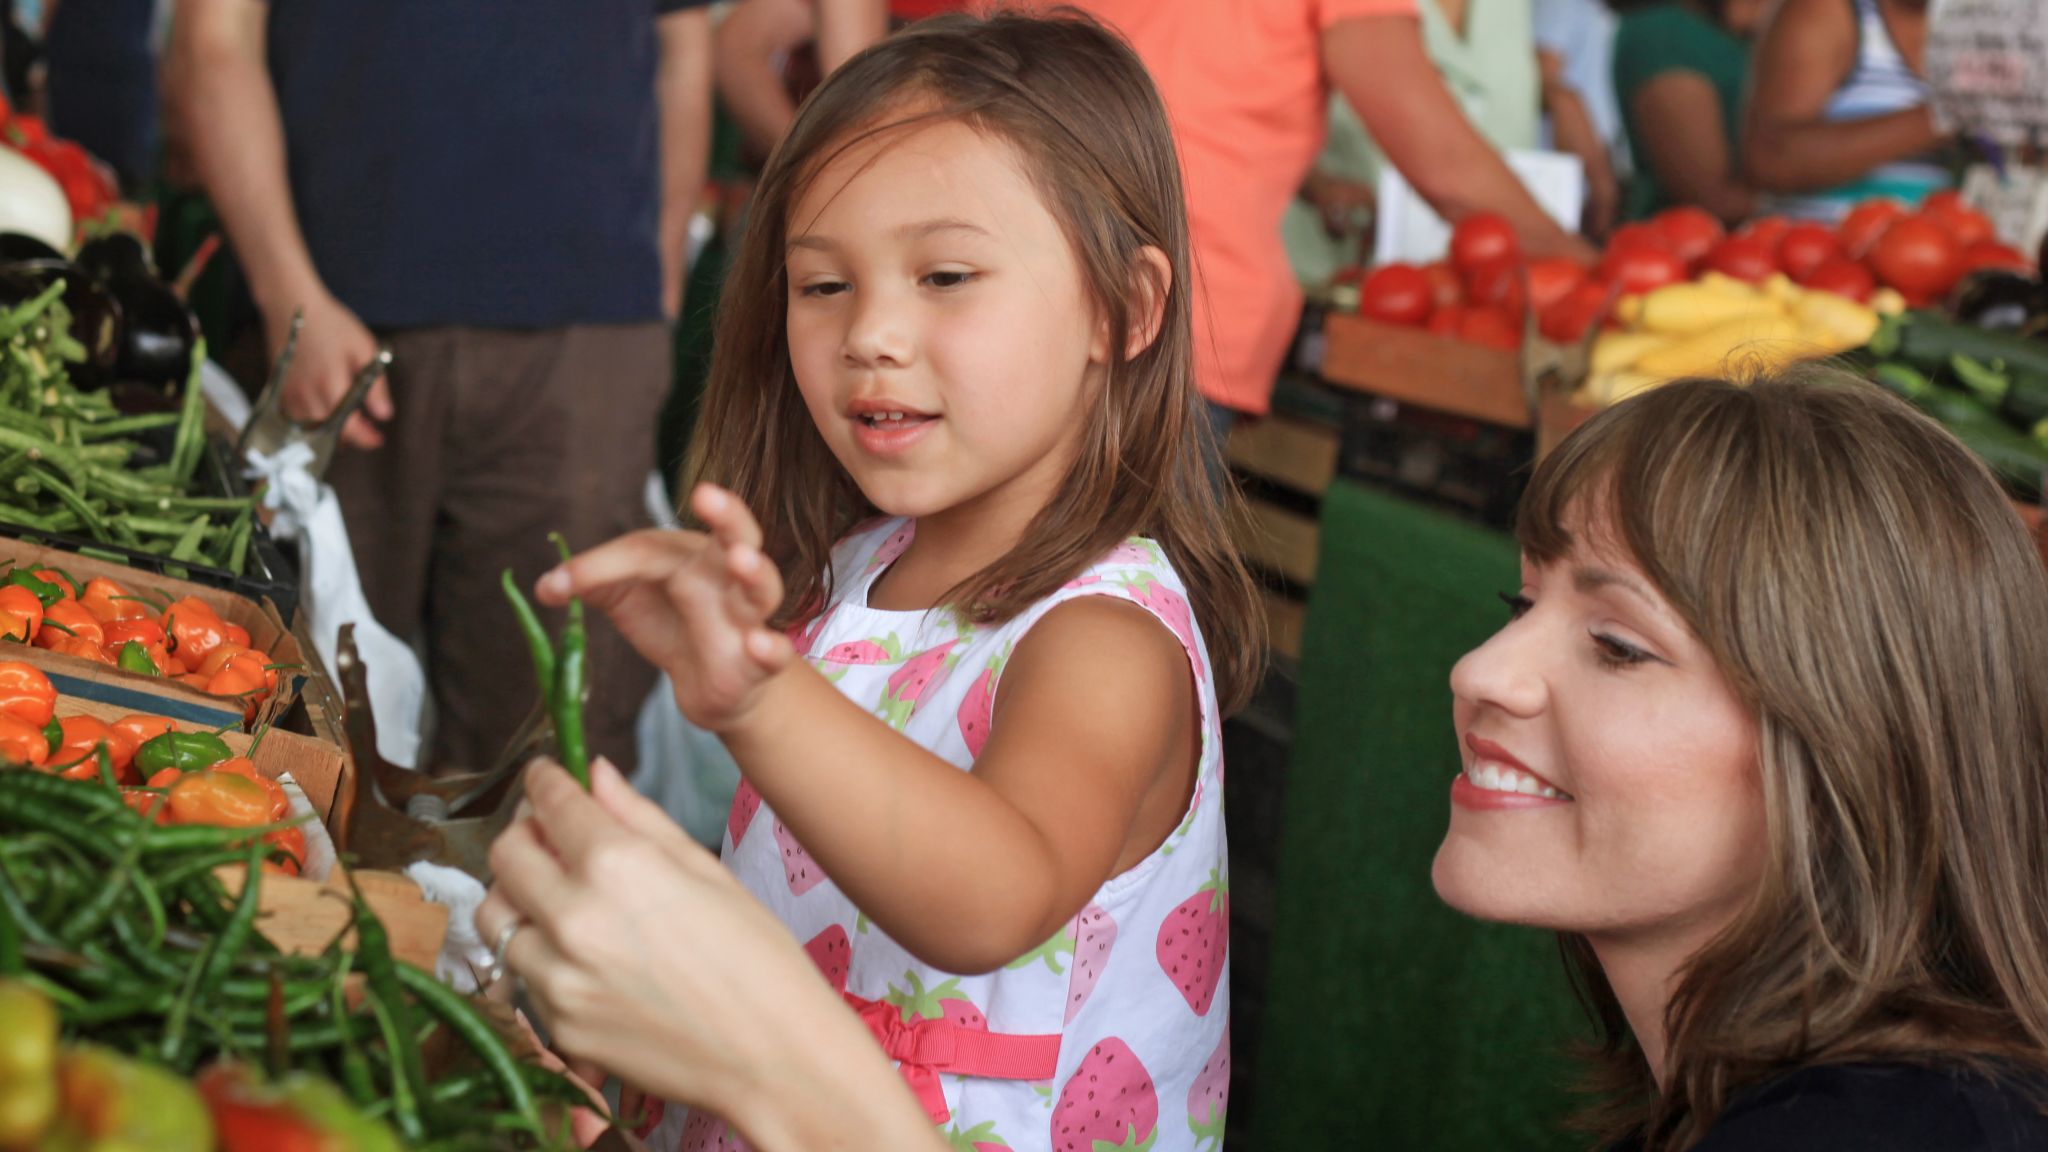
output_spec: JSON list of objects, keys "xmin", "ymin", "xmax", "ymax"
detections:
[{"xmin": 1434, "ymin": 369, "xmax": 2048, "ymax": 1151}]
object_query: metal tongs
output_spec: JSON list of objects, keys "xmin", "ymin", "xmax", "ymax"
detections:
[{"xmin": 234, "ymin": 308, "xmax": 394, "ymax": 480}]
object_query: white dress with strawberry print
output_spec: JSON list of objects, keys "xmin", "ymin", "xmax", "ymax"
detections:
[{"xmin": 647, "ymin": 518, "xmax": 1231, "ymax": 1152}]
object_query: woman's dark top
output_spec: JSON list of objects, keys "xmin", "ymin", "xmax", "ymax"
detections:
[{"xmin": 1610, "ymin": 1062, "xmax": 2048, "ymax": 1151}]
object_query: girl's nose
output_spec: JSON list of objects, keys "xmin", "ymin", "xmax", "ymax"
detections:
[
  {"xmin": 1449, "ymin": 617, "xmax": 1546, "ymax": 720},
  {"xmin": 842, "ymin": 289, "xmax": 914, "ymax": 369}
]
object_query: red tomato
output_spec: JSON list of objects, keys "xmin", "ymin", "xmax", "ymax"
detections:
[
  {"xmin": 1463, "ymin": 256, "xmax": 1527, "ymax": 319},
  {"xmin": 1539, "ymin": 279, "xmax": 1611, "ymax": 343},
  {"xmin": 1962, "ymin": 241, "xmax": 2031, "ymax": 273},
  {"xmin": 1448, "ymin": 213, "xmax": 1519, "ymax": 276},
  {"xmin": 1458, "ymin": 307, "xmax": 1522, "ymax": 351},
  {"xmin": 1926, "ymin": 205, "xmax": 1995, "ymax": 249},
  {"xmin": 1868, "ymin": 215, "xmax": 1963, "ymax": 299},
  {"xmin": 1703, "ymin": 235, "xmax": 1777, "ymax": 283},
  {"xmin": 1599, "ymin": 245, "xmax": 1689, "ymax": 296},
  {"xmin": 1777, "ymin": 224, "xmax": 1844, "ymax": 283},
  {"xmin": 1799, "ymin": 258, "xmax": 1876, "ymax": 302},
  {"xmin": 1421, "ymin": 261, "xmax": 1464, "ymax": 310},
  {"xmin": 1427, "ymin": 304, "xmax": 1466, "ymax": 337},
  {"xmin": 1837, "ymin": 199, "xmax": 1906, "ymax": 258},
  {"xmin": 1653, "ymin": 206, "xmax": 1724, "ymax": 267},
  {"xmin": 1357, "ymin": 263, "xmax": 1434, "ymax": 326},
  {"xmin": 1737, "ymin": 216, "xmax": 1792, "ymax": 250},
  {"xmin": 1524, "ymin": 258, "xmax": 1588, "ymax": 313},
  {"xmin": 1605, "ymin": 222, "xmax": 1673, "ymax": 254}
]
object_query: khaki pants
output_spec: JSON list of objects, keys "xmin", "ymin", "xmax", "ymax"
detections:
[{"xmin": 327, "ymin": 324, "xmax": 668, "ymax": 774}]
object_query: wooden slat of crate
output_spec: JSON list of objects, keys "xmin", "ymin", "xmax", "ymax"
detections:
[
  {"xmin": 1321, "ymin": 313, "xmax": 1528, "ymax": 428},
  {"xmin": 1237, "ymin": 499, "xmax": 1320, "ymax": 588},
  {"xmin": 1226, "ymin": 415, "xmax": 1339, "ymax": 497}
]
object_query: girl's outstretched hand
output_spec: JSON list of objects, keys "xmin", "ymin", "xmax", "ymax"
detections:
[{"xmin": 538, "ymin": 484, "xmax": 795, "ymax": 732}]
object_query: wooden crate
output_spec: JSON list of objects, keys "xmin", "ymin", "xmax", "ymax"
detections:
[
  {"xmin": 1321, "ymin": 314, "xmax": 1528, "ymax": 427},
  {"xmin": 1227, "ymin": 413, "xmax": 1342, "ymax": 661},
  {"xmin": 0, "ymin": 537, "xmax": 309, "ymax": 731},
  {"xmin": 216, "ymin": 866, "xmax": 447, "ymax": 974},
  {"xmin": 54, "ymin": 695, "xmax": 350, "ymax": 823}
]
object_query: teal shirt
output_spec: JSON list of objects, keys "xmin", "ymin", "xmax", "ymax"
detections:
[{"xmin": 1613, "ymin": 3, "xmax": 1747, "ymax": 219}]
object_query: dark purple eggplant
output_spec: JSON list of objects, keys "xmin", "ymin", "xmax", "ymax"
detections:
[
  {"xmin": 106, "ymin": 274, "xmax": 197, "ymax": 385},
  {"xmin": 1949, "ymin": 270, "xmax": 2048, "ymax": 333},
  {"xmin": 0, "ymin": 260, "xmax": 123, "ymax": 383},
  {"xmin": 0, "ymin": 232, "xmax": 63, "ymax": 265},
  {"xmin": 76, "ymin": 232, "xmax": 155, "ymax": 285}
]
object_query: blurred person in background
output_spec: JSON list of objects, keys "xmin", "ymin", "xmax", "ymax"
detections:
[
  {"xmin": 1613, "ymin": 0, "xmax": 1769, "ymax": 223},
  {"xmin": 1743, "ymin": 0, "xmax": 1953, "ymax": 222},
  {"xmin": 42, "ymin": 0, "xmax": 162, "ymax": 193},
  {"xmin": 1068, "ymin": 0, "xmax": 1596, "ymax": 432},
  {"xmin": 169, "ymin": 0, "xmax": 716, "ymax": 775},
  {"xmin": 713, "ymin": 0, "xmax": 891, "ymax": 159},
  {"xmin": 1285, "ymin": 0, "xmax": 1619, "ymax": 289}
]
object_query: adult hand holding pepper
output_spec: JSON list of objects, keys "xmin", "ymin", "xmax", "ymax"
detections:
[{"xmin": 475, "ymin": 759, "xmax": 947, "ymax": 1152}]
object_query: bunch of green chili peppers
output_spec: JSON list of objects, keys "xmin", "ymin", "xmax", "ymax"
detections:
[{"xmin": 0, "ymin": 761, "xmax": 591, "ymax": 1150}]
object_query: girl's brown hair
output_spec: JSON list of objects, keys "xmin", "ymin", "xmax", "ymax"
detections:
[
  {"xmin": 1519, "ymin": 369, "xmax": 2048, "ymax": 1149},
  {"xmin": 684, "ymin": 8, "xmax": 1265, "ymax": 712}
]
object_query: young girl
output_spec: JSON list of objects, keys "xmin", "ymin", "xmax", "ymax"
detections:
[{"xmin": 518, "ymin": 11, "xmax": 1261, "ymax": 1151}]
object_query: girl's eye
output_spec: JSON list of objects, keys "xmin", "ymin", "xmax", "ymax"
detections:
[
  {"xmin": 1592, "ymin": 632, "xmax": 1652, "ymax": 669},
  {"xmin": 923, "ymin": 270, "xmax": 976, "ymax": 289},
  {"xmin": 1497, "ymin": 591, "xmax": 1533, "ymax": 620},
  {"xmin": 798, "ymin": 280, "xmax": 849, "ymax": 298}
]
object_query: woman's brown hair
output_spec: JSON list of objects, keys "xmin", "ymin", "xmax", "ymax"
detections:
[
  {"xmin": 684, "ymin": 8, "xmax": 1265, "ymax": 712},
  {"xmin": 1518, "ymin": 369, "xmax": 2048, "ymax": 1149}
]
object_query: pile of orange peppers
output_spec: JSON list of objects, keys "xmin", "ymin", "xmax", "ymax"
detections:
[
  {"xmin": 0, "ymin": 658, "xmax": 307, "ymax": 875},
  {"xmin": 0, "ymin": 565, "xmax": 280, "ymax": 721}
]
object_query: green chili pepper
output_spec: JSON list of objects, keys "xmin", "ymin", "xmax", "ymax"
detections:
[
  {"xmin": 2, "ymin": 568, "xmax": 62, "ymax": 607},
  {"xmin": 117, "ymin": 640, "xmax": 158, "ymax": 676},
  {"xmin": 499, "ymin": 533, "xmax": 591, "ymax": 789},
  {"xmin": 394, "ymin": 961, "xmax": 542, "ymax": 1133},
  {"xmin": 134, "ymin": 731, "xmax": 234, "ymax": 776}
]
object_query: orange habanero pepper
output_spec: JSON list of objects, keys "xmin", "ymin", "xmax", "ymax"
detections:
[
  {"xmin": 51, "ymin": 715, "xmax": 114, "ymax": 780},
  {"xmin": 76, "ymin": 577, "xmax": 129, "ymax": 624},
  {"xmin": 0, "ymin": 661, "xmax": 56, "ymax": 727},
  {"xmin": 0, "ymin": 584, "xmax": 43, "ymax": 643},
  {"xmin": 221, "ymin": 623, "xmax": 251, "ymax": 649},
  {"xmin": 0, "ymin": 713, "xmax": 47, "ymax": 765},
  {"xmin": 210, "ymin": 757, "xmax": 287, "ymax": 821},
  {"xmin": 31, "ymin": 567, "xmax": 77, "ymax": 599},
  {"xmin": 34, "ymin": 599, "xmax": 103, "ymax": 649},
  {"xmin": 163, "ymin": 598, "xmax": 227, "ymax": 664},
  {"xmin": 101, "ymin": 618, "xmax": 166, "ymax": 651},
  {"xmin": 167, "ymin": 770, "xmax": 272, "ymax": 828}
]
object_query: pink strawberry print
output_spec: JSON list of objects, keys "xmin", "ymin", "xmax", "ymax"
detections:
[
  {"xmin": 803, "ymin": 924, "xmax": 852, "ymax": 993},
  {"xmin": 865, "ymin": 522, "xmax": 917, "ymax": 573},
  {"xmin": 1065, "ymin": 903, "xmax": 1118, "ymax": 1023},
  {"xmin": 1187, "ymin": 1024, "xmax": 1230, "ymax": 1151},
  {"xmin": 955, "ymin": 643, "xmax": 1011, "ymax": 757},
  {"xmin": 946, "ymin": 1120, "xmax": 1012, "ymax": 1151},
  {"xmin": 1051, "ymin": 1038, "xmax": 1158, "ymax": 1152},
  {"xmin": 727, "ymin": 779, "xmax": 762, "ymax": 849},
  {"xmin": 879, "ymin": 639, "xmax": 962, "ymax": 729},
  {"xmin": 1102, "ymin": 538, "xmax": 1161, "ymax": 566},
  {"xmin": 680, "ymin": 1110, "xmax": 747, "ymax": 1152},
  {"xmin": 774, "ymin": 821, "xmax": 825, "ymax": 895},
  {"xmin": 822, "ymin": 633, "xmax": 902, "ymax": 665},
  {"xmin": 785, "ymin": 606, "xmax": 836, "ymax": 657},
  {"xmin": 1061, "ymin": 573, "xmax": 1105, "ymax": 592},
  {"xmin": 885, "ymin": 972, "xmax": 987, "ymax": 1031},
  {"xmin": 1120, "ymin": 575, "xmax": 1205, "ymax": 682},
  {"xmin": 1157, "ymin": 869, "xmax": 1228, "ymax": 1015}
]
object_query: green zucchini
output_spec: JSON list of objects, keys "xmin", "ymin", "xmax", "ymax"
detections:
[{"xmin": 1874, "ymin": 311, "xmax": 2048, "ymax": 429}]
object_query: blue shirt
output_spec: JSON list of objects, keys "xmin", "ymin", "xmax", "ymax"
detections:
[{"xmin": 266, "ymin": 0, "xmax": 708, "ymax": 330}]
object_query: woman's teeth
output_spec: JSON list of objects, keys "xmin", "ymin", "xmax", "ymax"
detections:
[
  {"xmin": 862, "ymin": 412, "xmax": 917, "ymax": 426},
  {"xmin": 1465, "ymin": 760, "xmax": 1571, "ymax": 800}
]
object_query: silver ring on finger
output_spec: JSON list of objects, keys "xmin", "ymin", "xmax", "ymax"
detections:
[{"xmin": 484, "ymin": 916, "xmax": 526, "ymax": 990}]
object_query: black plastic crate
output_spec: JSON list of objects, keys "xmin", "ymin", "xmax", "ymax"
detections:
[{"xmin": 0, "ymin": 434, "xmax": 300, "ymax": 625}]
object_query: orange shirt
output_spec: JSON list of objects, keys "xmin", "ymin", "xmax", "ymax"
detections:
[{"xmin": 1067, "ymin": 0, "xmax": 1417, "ymax": 413}]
